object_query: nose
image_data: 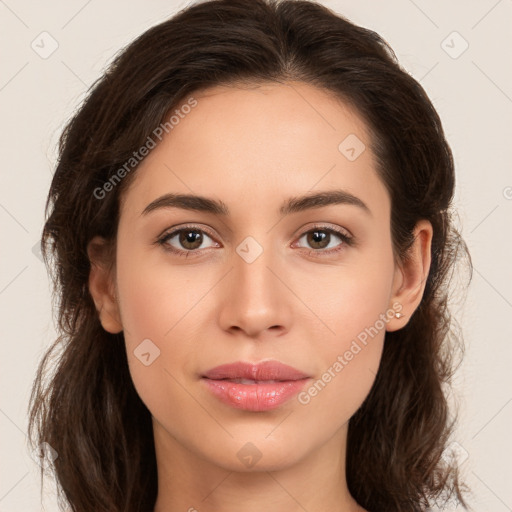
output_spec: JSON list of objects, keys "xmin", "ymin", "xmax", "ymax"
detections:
[{"xmin": 217, "ymin": 237, "xmax": 293, "ymax": 339}]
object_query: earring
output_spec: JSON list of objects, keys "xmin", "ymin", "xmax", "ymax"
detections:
[{"xmin": 395, "ymin": 312, "xmax": 404, "ymax": 319}]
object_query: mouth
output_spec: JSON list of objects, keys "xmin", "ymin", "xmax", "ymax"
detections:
[
  {"xmin": 201, "ymin": 360, "xmax": 311, "ymax": 411},
  {"xmin": 216, "ymin": 378, "xmax": 283, "ymax": 384},
  {"xmin": 202, "ymin": 360, "xmax": 310, "ymax": 381}
]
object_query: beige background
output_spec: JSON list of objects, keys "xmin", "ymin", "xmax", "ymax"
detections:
[{"xmin": 1, "ymin": 0, "xmax": 511, "ymax": 510}]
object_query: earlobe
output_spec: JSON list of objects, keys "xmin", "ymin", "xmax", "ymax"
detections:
[
  {"xmin": 386, "ymin": 220, "xmax": 433, "ymax": 332},
  {"xmin": 87, "ymin": 236, "xmax": 123, "ymax": 334}
]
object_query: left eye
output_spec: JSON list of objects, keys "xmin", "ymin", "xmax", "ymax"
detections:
[
  {"xmin": 295, "ymin": 228, "xmax": 351, "ymax": 252},
  {"xmin": 159, "ymin": 228, "xmax": 217, "ymax": 253}
]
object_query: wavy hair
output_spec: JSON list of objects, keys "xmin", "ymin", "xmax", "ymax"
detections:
[{"xmin": 28, "ymin": 0, "xmax": 471, "ymax": 510}]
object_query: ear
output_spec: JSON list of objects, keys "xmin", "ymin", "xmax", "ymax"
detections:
[
  {"xmin": 386, "ymin": 220, "xmax": 433, "ymax": 332},
  {"xmin": 87, "ymin": 236, "xmax": 123, "ymax": 334}
]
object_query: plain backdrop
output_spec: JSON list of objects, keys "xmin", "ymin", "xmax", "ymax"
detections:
[{"xmin": 1, "ymin": 0, "xmax": 511, "ymax": 510}]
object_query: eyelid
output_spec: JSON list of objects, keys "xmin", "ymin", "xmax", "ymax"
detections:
[
  {"xmin": 295, "ymin": 222, "xmax": 353, "ymax": 240},
  {"xmin": 157, "ymin": 223, "xmax": 218, "ymax": 241}
]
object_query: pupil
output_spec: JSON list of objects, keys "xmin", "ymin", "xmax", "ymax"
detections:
[
  {"xmin": 310, "ymin": 230, "xmax": 328, "ymax": 249},
  {"xmin": 181, "ymin": 230, "xmax": 202, "ymax": 249}
]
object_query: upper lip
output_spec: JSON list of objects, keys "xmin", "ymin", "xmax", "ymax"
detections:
[{"xmin": 202, "ymin": 360, "xmax": 310, "ymax": 381}]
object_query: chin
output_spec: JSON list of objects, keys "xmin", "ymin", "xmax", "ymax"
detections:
[{"xmin": 199, "ymin": 435, "xmax": 309, "ymax": 473}]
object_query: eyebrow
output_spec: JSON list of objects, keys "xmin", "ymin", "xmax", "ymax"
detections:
[{"xmin": 141, "ymin": 189, "xmax": 371, "ymax": 217}]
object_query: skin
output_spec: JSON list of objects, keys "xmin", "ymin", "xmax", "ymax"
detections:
[{"xmin": 88, "ymin": 81, "xmax": 432, "ymax": 512}]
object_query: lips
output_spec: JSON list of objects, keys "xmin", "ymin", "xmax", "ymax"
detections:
[
  {"xmin": 201, "ymin": 361, "xmax": 311, "ymax": 411},
  {"xmin": 202, "ymin": 360, "xmax": 309, "ymax": 382}
]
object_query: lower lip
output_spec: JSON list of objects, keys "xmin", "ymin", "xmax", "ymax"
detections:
[{"xmin": 202, "ymin": 378, "xmax": 310, "ymax": 411}]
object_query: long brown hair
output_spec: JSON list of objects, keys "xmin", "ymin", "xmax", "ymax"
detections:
[{"xmin": 28, "ymin": 0, "xmax": 471, "ymax": 510}]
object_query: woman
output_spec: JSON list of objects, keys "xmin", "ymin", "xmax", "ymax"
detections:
[{"xmin": 28, "ymin": 0, "xmax": 471, "ymax": 510}]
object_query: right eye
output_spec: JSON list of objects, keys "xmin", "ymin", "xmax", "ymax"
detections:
[{"xmin": 157, "ymin": 225, "xmax": 220, "ymax": 257}]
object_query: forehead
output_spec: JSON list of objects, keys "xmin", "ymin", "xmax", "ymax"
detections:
[
  {"xmin": 177, "ymin": 81, "xmax": 371, "ymax": 159},
  {"xmin": 121, "ymin": 81, "xmax": 388, "ymax": 219}
]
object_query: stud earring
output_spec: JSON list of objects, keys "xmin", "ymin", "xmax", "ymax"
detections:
[{"xmin": 395, "ymin": 312, "xmax": 404, "ymax": 319}]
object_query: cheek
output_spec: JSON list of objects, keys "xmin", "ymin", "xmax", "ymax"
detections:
[
  {"xmin": 114, "ymin": 248, "xmax": 180, "ymax": 409},
  {"xmin": 296, "ymin": 246, "xmax": 393, "ymax": 414},
  {"xmin": 114, "ymin": 244, "xmax": 221, "ymax": 421},
  {"xmin": 115, "ymin": 243, "xmax": 207, "ymax": 346},
  {"xmin": 295, "ymin": 244, "xmax": 394, "ymax": 349},
  {"xmin": 295, "ymin": 291, "xmax": 388, "ymax": 428}
]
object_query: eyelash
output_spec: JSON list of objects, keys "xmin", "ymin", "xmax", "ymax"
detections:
[{"xmin": 156, "ymin": 223, "xmax": 354, "ymax": 259}]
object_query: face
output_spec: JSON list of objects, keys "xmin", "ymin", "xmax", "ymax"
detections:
[{"xmin": 107, "ymin": 82, "xmax": 402, "ymax": 472}]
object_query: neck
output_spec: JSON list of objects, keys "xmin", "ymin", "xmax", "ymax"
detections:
[{"xmin": 152, "ymin": 420, "xmax": 364, "ymax": 512}]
